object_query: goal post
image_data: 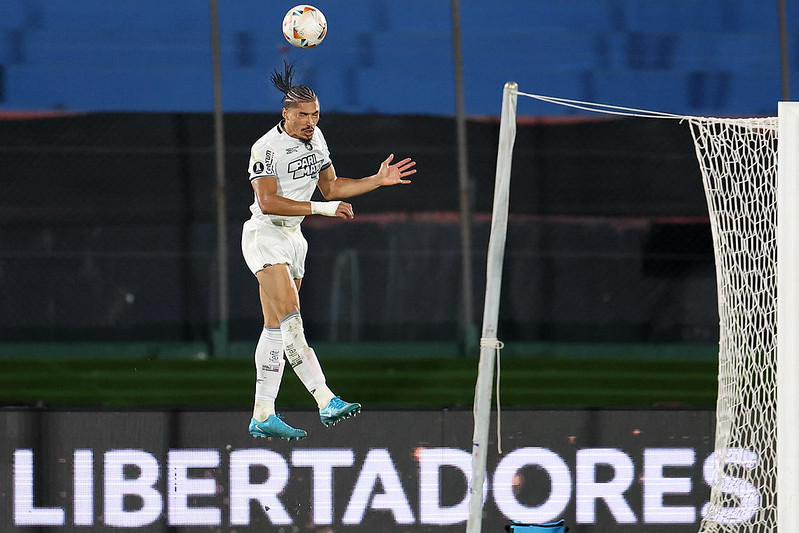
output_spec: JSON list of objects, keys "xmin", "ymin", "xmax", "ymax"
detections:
[
  {"xmin": 777, "ymin": 101, "xmax": 799, "ymax": 531},
  {"xmin": 466, "ymin": 81, "xmax": 517, "ymax": 533},
  {"xmin": 469, "ymin": 84, "xmax": 799, "ymax": 532}
]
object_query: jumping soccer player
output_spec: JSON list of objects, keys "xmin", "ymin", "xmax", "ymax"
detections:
[{"xmin": 242, "ymin": 61, "xmax": 416, "ymax": 440}]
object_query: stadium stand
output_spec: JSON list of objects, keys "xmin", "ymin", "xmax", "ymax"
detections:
[{"xmin": 0, "ymin": 0, "xmax": 793, "ymax": 116}]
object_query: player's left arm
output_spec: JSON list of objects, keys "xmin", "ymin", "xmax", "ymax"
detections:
[{"xmin": 317, "ymin": 154, "xmax": 416, "ymax": 200}]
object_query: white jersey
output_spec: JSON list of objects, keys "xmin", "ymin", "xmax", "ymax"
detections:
[{"xmin": 247, "ymin": 121, "xmax": 332, "ymax": 227}]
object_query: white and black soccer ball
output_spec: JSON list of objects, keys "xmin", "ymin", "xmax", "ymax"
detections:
[{"xmin": 282, "ymin": 5, "xmax": 327, "ymax": 49}]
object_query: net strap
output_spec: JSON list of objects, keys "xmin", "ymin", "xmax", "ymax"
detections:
[
  {"xmin": 479, "ymin": 337, "xmax": 505, "ymax": 454},
  {"xmin": 514, "ymin": 91, "xmax": 687, "ymax": 120}
]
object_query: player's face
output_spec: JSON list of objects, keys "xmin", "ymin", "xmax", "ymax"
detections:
[{"xmin": 283, "ymin": 100, "xmax": 320, "ymax": 141}]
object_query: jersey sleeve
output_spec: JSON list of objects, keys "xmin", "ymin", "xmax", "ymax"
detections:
[
  {"xmin": 248, "ymin": 144, "xmax": 277, "ymax": 182},
  {"xmin": 316, "ymin": 129, "xmax": 332, "ymax": 172}
]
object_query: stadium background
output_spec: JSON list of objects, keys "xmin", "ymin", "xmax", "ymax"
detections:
[{"xmin": 0, "ymin": 1, "xmax": 791, "ymax": 531}]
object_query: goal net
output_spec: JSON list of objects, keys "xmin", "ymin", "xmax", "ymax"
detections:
[
  {"xmin": 689, "ymin": 116, "xmax": 778, "ymax": 533},
  {"xmin": 468, "ymin": 83, "xmax": 793, "ymax": 533}
]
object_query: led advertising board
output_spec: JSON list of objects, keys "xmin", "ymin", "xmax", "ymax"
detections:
[{"xmin": 0, "ymin": 409, "xmax": 742, "ymax": 532}]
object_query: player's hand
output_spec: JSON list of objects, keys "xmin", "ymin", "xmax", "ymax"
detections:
[
  {"xmin": 376, "ymin": 154, "xmax": 416, "ymax": 186},
  {"xmin": 335, "ymin": 201, "xmax": 354, "ymax": 219}
]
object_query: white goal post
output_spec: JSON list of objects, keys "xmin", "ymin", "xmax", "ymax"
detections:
[
  {"xmin": 467, "ymin": 82, "xmax": 517, "ymax": 533},
  {"xmin": 467, "ymin": 85, "xmax": 799, "ymax": 532},
  {"xmin": 776, "ymin": 101, "xmax": 799, "ymax": 532}
]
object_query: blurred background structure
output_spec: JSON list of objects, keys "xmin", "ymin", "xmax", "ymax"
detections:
[
  {"xmin": 0, "ymin": 0, "xmax": 794, "ymax": 358},
  {"xmin": 0, "ymin": 0, "xmax": 790, "ymax": 115}
]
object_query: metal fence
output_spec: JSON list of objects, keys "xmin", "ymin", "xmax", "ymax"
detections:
[{"xmin": 0, "ymin": 112, "xmax": 716, "ymax": 348}]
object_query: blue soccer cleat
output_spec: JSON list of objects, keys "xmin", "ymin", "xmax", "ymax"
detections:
[
  {"xmin": 249, "ymin": 414, "xmax": 307, "ymax": 440},
  {"xmin": 319, "ymin": 396, "xmax": 361, "ymax": 427}
]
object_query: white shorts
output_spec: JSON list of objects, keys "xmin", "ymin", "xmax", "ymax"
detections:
[{"xmin": 241, "ymin": 218, "xmax": 308, "ymax": 278}]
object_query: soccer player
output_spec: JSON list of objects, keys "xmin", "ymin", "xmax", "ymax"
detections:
[{"xmin": 242, "ymin": 62, "xmax": 416, "ymax": 440}]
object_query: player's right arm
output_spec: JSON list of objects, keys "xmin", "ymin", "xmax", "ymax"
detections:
[
  {"xmin": 251, "ymin": 176, "xmax": 311, "ymax": 216},
  {"xmin": 251, "ymin": 176, "xmax": 353, "ymax": 218},
  {"xmin": 249, "ymin": 142, "xmax": 308, "ymax": 216}
]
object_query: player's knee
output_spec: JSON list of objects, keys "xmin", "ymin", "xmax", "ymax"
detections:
[
  {"xmin": 263, "ymin": 303, "xmax": 297, "ymax": 327},
  {"xmin": 276, "ymin": 303, "xmax": 300, "ymax": 321}
]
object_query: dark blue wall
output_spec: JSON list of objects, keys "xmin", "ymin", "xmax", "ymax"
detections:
[
  {"xmin": 0, "ymin": 0, "xmax": 794, "ymax": 116},
  {"xmin": 0, "ymin": 113, "xmax": 715, "ymax": 343}
]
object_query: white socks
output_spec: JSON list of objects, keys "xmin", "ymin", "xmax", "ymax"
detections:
[
  {"xmin": 252, "ymin": 313, "xmax": 336, "ymax": 420},
  {"xmin": 280, "ymin": 312, "xmax": 335, "ymax": 408},
  {"xmin": 253, "ymin": 327, "xmax": 285, "ymax": 421}
]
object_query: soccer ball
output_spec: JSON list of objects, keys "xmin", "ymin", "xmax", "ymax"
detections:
[{"xmin": 282, "ymin": 5, "xmax": 327, "ymax": 49}]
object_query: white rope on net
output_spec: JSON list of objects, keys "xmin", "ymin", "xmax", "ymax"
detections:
[
  {"xmin": 515, "ymin": 90, "xmax": 686, "ymax": 120},
  {"xmin": 514, "ymin": 90, "xmax": 778, "ymax": 132},
  {"xmin": 479, "ymin": 337, "xmax": 504, "ymax": 454}
]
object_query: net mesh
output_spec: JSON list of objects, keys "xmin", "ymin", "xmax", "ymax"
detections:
[
  {"xmin": 688, "ymin": 116, "xmax": 779, "ymax": 533},
  {"xmin": 493, "ymin": 89, "xmax": 781, "ymax": 531}
]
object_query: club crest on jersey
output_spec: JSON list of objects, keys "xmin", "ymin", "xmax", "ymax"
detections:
[{"xmin": 287, "ymin": 153, "xmax": 322, "ymax": 180}]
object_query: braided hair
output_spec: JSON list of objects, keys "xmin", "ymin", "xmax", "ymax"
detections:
[{"xmin": 270, "ymin": 60, "xmax": 317, "ymax": 109}]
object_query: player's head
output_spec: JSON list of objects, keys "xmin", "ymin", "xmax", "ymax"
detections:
[{"xmin": 270, "ymin": 61, "xmax": 319, "ymax": 142}]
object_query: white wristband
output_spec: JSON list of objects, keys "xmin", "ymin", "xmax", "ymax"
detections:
[{"xmin": 310, "ymin": 201, "xmax": 341, "ymax": 217}]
